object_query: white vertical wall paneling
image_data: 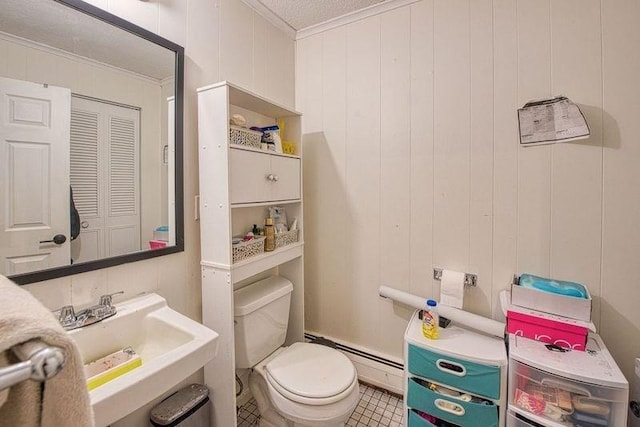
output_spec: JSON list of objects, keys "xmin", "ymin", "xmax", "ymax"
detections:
[
  {"xmin": 432, "ymin": 0, "xmax": 471, "ymax": 285},
  {"xmin": 409, "ymin": 0, "xmax": 435, "ymax": 300},
  {"xmin": 158, "ymin": 0, "xmax": 188, "ymax": 47},
  {"xmin": 492, "ymin": 0, "xmax": 519, "ymax": 318},
  {"xmin": 295, "ymin": 0, "xmax": 640, "ymax": 383},
  {"xmin": 186, "ymin": 0, "xmax": 220, "ymax": 85},
  {"xmin": 516, "ymin": 1, "xmax": 552, "ymax": 276},
  {"xmin": 252, "ymin": 12, "xmax": 269, "ymax": 96},
  {"xmin": 549, "ymin": 0, "xmax": 603, "ymax": 328},
  {"xmin": 220, "ymin": 0, "xmax": 254, "ymax": 89},
  {"xmin": 601, "ymin": 0, "xmax": 640, "ymax": 379},
  {"xmin": 264, "ymin": 25, "xmax": 295, "ymax": 108},
  {"xmin": 316, "ymin": 27, "xmax": 349, "ymax": 337},
  {"xmin": 378, "ymin": 7, "xmax": 413, "ymax": 356},
  {"xmin": 16, "ymin": 0, "xmax": 296, "ymax": 424},
  {"xmin": 294, "ymin": 38, "xmax": 306, "ymax": 118},
  {"xmin": 345, "ymin": 16, "xmax": 381, "ymax": 345},
  {"xmin": 468, "ymin": 0, "xmax": 494, "ymax": 318},
  {"xmin": 298, "ymin": 34, "xmax": 324, "ymax": 332},
  {"xmin": 107, "ymin": 0, "xmax": 158, "ymax": 33}
]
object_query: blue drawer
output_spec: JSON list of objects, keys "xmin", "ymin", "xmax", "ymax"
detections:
[
  {"xmin": 407, "ymin": 377, "xmax": 498, "ymax": 427},
  {"xmin": 408, "ymin": 344, "xmax": 501, "ymax": 399},
  {"xmin": 407, "ymin": 408, "xmax": 438, "ymax": 427}
]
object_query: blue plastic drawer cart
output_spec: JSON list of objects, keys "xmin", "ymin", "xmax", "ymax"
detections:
[{"xmin": 404, "ymin": 310, "xmax": 507, "ymax": 427}]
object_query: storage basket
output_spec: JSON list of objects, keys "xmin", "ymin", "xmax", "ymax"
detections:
[
  {"xmin": 229, "ymin": 125, "xmax": 262, "ymax": 149},
  {"xmin": 275, "ymin": 229, "xmax": 298, "ymax": 249},
  {"xmin": 232, "ymin": 236, "xmax": 266, "ymax": 263}
]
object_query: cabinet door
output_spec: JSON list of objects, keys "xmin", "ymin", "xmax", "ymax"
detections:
[
  {"xmin": 270, "ymin": 155, "xmax": 300, "ymax": 201},
  {"xmin": 230, "ymin": 149, "xmax": 272, "ymax": 204}
]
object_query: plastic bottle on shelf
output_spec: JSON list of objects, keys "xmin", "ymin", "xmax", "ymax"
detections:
[
  {"xmin": 264, "ymin": 217, "xmax": 275, "ymax": 252},
  {"xmin": 422, "ymin": 299, "xmax": 439, "ymax": 340}
]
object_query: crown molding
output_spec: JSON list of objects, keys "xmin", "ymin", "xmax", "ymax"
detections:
[
  {"xmin": 0, "ymin": 30, "xmax": 162, "ymax": 85},
  {"xmin": 240, "ymin": 0, "xmax": 297, "ymax": 39},
  {"xmin": 296, "ymin": 0, "xmax": 420, "ymax": 40}
]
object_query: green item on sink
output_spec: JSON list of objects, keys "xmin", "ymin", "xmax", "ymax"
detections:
[{"xmin": 519, "ymin": 274, "xmax": 588, "ymax": 298}]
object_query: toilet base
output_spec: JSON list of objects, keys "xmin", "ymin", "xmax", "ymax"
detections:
[{"xmin": 249, "ymin": 370, "xmax": 356, "ymax": 427}]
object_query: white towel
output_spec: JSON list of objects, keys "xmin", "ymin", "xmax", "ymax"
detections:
[{"xmin": 0, "ymin": 274, "xmax": 94, "ymax": 427}]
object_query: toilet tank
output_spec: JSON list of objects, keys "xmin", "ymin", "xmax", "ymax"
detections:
[{"xmin": 234, "ymin": 276, "xmax": 293, "ymax": 369}]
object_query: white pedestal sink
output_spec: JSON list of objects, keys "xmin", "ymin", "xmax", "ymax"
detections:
[{"xmin": 69, "ymin": 293, "xmax": 219, "ymax": 427}]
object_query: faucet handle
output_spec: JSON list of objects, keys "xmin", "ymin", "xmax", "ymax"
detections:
[
  {"xmin": 57, "ymin": 305, "xmax": 76, "ymax": 328},
  {"xmin": 98, "ymin": 291, "xmax": 124, "ymax": 307}
]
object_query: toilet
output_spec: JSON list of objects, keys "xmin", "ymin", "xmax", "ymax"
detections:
[{"xmin": 234, "ymin": 276, "xmax": 360, "ymax": 427}]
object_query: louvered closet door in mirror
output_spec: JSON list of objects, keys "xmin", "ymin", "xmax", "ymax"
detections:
[{"xmin": 70, "ymin": 96, "xmax": 140, "ymax": 264}]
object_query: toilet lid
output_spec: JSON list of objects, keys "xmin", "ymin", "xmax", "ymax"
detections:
[{"xmin": 265, "ymin": 342, "xmax": 357, "ymax": 403}]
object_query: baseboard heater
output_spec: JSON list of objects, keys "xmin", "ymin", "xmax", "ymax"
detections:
[{"xmin": 304, "ymin": 333, "xmax": 404, "ymax": 371}]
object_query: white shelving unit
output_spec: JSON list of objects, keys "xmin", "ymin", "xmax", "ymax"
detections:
[{"xmin": 197, "ymin": 81, "xmax": 304, "ymax": 427}]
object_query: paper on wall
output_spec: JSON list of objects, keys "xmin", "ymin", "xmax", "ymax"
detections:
[{"xmin": 517, "ymin": 96, "xmax": 590, "ymax": 146}]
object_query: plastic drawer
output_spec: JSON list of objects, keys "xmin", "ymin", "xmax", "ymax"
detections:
[
  {"xmin": 407, "ymin": 408, "xmax": 464, "ymax": 427},
  {"xmin": 407, "ymin": 409, "xmax": 438, "ymax": 427},
  {"xmin": 508, "ymin": 359, "xmax": 627, "ymax": 426},
  {"xmin": 506, "ymin": 411, "xmax": 544, "ymax": 427},
  {"xmin": 408, "ymin": 344, "xmax": 501, "ymax": 399},
  {"xmin": 407, "ymin": 377, "xmax": 499, "ymax": 427}
]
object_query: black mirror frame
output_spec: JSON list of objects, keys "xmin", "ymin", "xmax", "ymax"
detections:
[{"xmin": 11, "ymin": 0, "xmax": 185, "ymax": 285}]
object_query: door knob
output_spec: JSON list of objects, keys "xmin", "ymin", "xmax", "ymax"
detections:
[
  {"xmin": 81, "ymin": 221, "xmax": 89, "ymax": 229},
  {"xmin": 39, "ymin": 234, "xmax": 67, "ymax": 245}
]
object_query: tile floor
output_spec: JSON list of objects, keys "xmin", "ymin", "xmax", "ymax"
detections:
[{"xmin": 237, "ymin": 382, "xmax": 404, "ymax": 427}]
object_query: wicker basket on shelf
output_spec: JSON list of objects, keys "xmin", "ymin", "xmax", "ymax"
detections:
[
  {"xmin": 232, "ymin": 236, "xmax": 266, "ymax": 263},
  {"xmin": 229, "ymin": 125, "xmax": 262, "ymax": 149},
  {"xmin": 275, "ymin": 229, "xmax": 298, "ymax": 249}
]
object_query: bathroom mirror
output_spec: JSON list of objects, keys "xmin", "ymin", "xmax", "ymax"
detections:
[{"xmin": 0, "ymin": 0, "xmax": 184, "ymax": 284}]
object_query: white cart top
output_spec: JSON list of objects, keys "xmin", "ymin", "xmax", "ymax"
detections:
[
  {"xmin": 509, "ymin": 333, "xmax": 628, "ymax": 389},
  {"xmin": 405, "ymin": 310, "xmax": 507, "ymax": 367}
]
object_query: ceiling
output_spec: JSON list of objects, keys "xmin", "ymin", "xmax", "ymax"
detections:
[
  {"xmin": 0, "ymin": 0, "xmax": 175, "ymax": 81},
  {"xmin": 0, "ymin": 0, "xmax": 391, "ymax": 79},
  {"xmin": 257, "ymin": 0, "xmax": 386, "ymax": 30}
]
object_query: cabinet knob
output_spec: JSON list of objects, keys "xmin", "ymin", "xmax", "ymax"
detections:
[
  {"xmin": 266, "ymin": 174, "xmax": 275, "ymax": 181},
  {"xmin": 272, "ymin": 175, "xmax": 279, "ymax": 182}
]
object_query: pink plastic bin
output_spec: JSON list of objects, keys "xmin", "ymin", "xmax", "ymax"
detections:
[
  {"xmin": 149, "ymin": 240, "xmax": 167, "ymax": 250},
  {"xmin": 507, "ymin": 309, "xmax": 588, "ymax": 351}
]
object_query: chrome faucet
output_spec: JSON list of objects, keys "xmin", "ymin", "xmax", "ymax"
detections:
[{"xmin": 57, "ymin": 291, "xmax": 124, "ymax": 331}]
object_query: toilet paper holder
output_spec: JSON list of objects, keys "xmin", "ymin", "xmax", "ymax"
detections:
[{"xmin": 433, "ymin": 268, "xmax": 477, "ymax": 287}]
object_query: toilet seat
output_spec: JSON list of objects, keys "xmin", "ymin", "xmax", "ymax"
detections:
[{"xmin": 263, "ymin": 342, "xmax": 358, "ymax": 406}]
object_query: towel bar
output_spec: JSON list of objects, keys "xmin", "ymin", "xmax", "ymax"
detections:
[{"xmin": 0, "ymin": 340, "xmax": 65, "ymax": 392}]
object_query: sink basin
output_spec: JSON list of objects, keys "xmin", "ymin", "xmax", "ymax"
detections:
[{"xmin": 69, "ymin": 293, "xmax": 219, "ymax": 427}]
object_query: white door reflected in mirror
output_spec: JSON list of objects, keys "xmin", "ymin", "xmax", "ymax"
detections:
[{"xmin": 0, "ymin": 76, "xmax": 71, "ymax": 275}]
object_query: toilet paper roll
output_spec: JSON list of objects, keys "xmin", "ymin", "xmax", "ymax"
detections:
[{"xmin": 440, "ymin": 269, "xmax": 465, "ymax": 309}]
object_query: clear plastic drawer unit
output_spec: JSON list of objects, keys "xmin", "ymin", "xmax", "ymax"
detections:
[{"xmin": 507, "ymin": 333, "xmax": 628, "ymax": 427}]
